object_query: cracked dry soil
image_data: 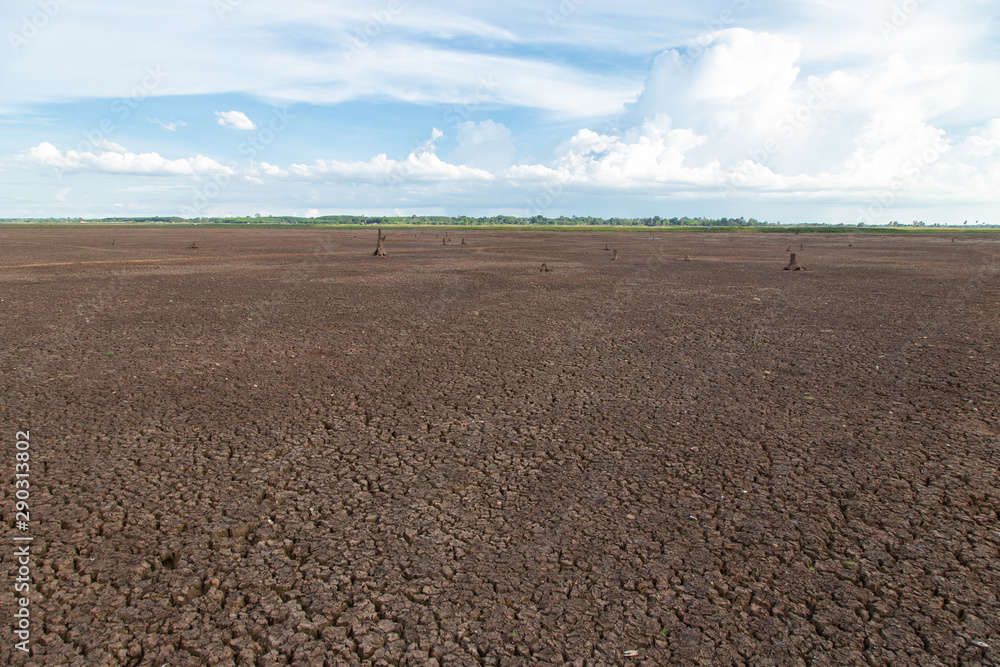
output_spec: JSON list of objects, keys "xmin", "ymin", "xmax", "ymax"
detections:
[{"xmin": 1, "ymin": 227, "xmax": 998, "ymax": 666}]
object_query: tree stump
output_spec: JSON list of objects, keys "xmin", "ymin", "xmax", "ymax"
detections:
[
  {"xmin": 372, "ymin": 228, "xmax": 387, "ymax": 256},
  {"xmin": 784, "ymin": 253, "xmax": 806, "ymax": 270}
]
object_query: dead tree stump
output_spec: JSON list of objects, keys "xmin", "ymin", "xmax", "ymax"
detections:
[
  {"xmin": 372, "ymin": 228, "xmax": 387, "ymax": 256},
  {"xmin": 784, "ymin": 253, "xmax": 806, "ymax": 270}
]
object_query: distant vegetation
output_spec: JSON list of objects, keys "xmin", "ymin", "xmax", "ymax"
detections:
[{"xmin": 1, "ymin": 214, "xmax": 996, "ymax": 230}]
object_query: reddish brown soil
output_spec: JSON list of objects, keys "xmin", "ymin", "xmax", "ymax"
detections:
[{"xmin": 1, "ymin": 227, "xmax": 998, "ymax": 666}]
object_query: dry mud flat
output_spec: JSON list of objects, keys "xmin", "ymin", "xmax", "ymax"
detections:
[{"xmin": 1, "ymin": 227, "xmax": 998, "ymax": 666}]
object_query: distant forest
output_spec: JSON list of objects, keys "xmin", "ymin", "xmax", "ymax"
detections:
[{"xmin": 2, "ymin": 215, "xmax": 995, "ymax": 229}]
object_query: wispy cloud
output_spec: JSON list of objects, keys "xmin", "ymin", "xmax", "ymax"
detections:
[{"xmin": 147, "ymin": 117, "xmax": 186, "ymax": 132}]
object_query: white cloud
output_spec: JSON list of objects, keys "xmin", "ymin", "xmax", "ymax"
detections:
[
  {"xmin": 628, "ymin": 30, "xmax": 827, "ymax": 169},
  {"xmin": 959, "ymin": 119, "xmax": 1000, "ymax": 159},
  {"xmin": 19, "ymin": 142, "xmax": 236, "ymax": 177},
  {"xmin": 253, "ymin": 43, "xmax": 639, "ymax": 118},
  {"xmin": 448, "ymin": 120, "xmax": 516, "ymax": 172},
  {"xmin": 148, "ymin": 117, "xmax": 186, "ymax": 132},
  {"xmin": 604, "ymin": 27, "xmax": 1000, "ymax": 206},
  {"xmin": 93, "ymin": 139, "xmax": 131, "ymax": 153},
  {"xmin": 215, "ymin": 110, "xmax": 256, "ymax": 131},
  {"xmin": 540, "ymin": 115, "xmax": 717, "ymax": 188},
  {"xmin": 392, "ymin": 8, "xmax": 519, "ymax": 42},
  {"xmin": 287, "ymin": 149, "xmax": 494, "ymax": 184}
]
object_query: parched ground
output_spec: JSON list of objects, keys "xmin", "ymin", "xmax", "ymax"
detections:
[{"xmin": 1, "ymin": 226, "xmax": 998, "ymax": 666}]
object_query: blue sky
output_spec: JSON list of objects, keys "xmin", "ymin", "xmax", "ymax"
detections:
[{"xmin": 2, "ymin": 0, "xmax": 999, "ymax": 223}]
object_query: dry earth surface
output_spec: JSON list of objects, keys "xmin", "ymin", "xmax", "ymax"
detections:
[{"xmin": 1, "ymin": 227, "xmax": 999, "ymax": 666}]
